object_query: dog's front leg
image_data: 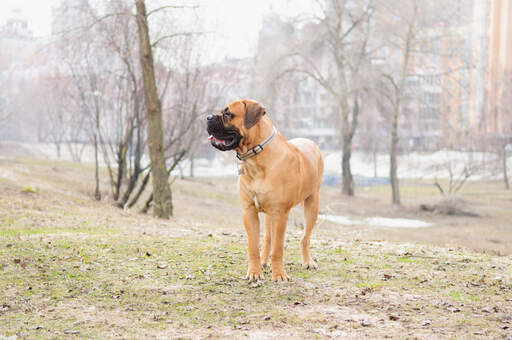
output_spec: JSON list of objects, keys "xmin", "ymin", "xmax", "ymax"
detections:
[
  {"xmin": 270, "ymin": 210, "xmax": 290, "ymax": 282},
  {"xmin": 260, "ymin": 213, "xmax": 272, "ymax": 268},
  {"xmin": 242, "ymin": 207, "xmax": 263, "ymax": 281}
]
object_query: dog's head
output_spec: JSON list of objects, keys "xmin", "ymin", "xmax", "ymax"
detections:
[{"xmin": 206, "ymin": 99, "xmax": 266, "ymax": 151}]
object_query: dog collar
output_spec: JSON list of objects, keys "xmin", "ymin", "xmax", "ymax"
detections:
[{"xmin": 236, "ymin": 127, "xmax": 277, "ymax": 161}]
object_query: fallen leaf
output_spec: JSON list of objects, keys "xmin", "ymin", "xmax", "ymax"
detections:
[
  {"xmin": 250, "ymin": 282, "xmax": 262, "ymax": 288},
  {"xmin": 361, "ymin": 319, "xmax": 372, "ymax": 327}
]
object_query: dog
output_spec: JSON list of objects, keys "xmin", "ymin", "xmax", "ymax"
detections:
[{"xmin": 206, "ymin": 99, "xmax": 324, "ymax": 282}]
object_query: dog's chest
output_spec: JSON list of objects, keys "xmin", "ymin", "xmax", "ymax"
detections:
[
  {"xmin": 247, "ymin": 180, "xmax": 271, "ymax": 212},
  {"xmin": 253, "ymin": 194, "xmax": 262, "ymax": 211},
  {"xmin": 252, "ymin": 191, "xmax": 269, "ymax": 212}
]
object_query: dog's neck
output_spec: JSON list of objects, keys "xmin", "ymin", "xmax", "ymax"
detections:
[
  {"xmin": 236, "ymin": 117, "xmax": 275, "ymax": 156},
  {"xmin": 236, "ymin": 118, "xmax": 285, "ymax": 176}
]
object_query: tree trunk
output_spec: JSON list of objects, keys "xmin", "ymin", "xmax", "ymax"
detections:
[
  {"xmin": 118, "ymin": 168, "xmax": 142, "ymax": 208},
  {"xmin": 341, "ymin": 138, "xmax": 354, "ymax": 195},
  {"xmin": 56, "ymin": 143, "xmax": 61, "ymax": 158},
  {"xmin": 114, "ymin": 115, "xmax": 133, "ymax": 201},
  {"xmin": 390, "ymin": 104, "xmax": 400, "ymax": 205},
  {"xmin": 503, "ymin": 143, "xmax": 510, "ymax": 190},
  {"xmin": 93, "ymin": 133, "xmax": 101, "ymax": 201},
  {"xmin": 341, "ymin": 94, "xmax": 360, "ymax": 196},
  {"xmin": 340, "ymin": 98, "xmax": 355, "ymax": 196},
  {"xmin": 388, "ymin": 2, "xmax": 416, "ymax": 205},
  {"xmin": 373, "ymin": 148, "xmax": 377, "ymax": 178},
  {"xmin": 189, "ymin": 154, "xmax": 195, "ymax": 178},
  {"xmin": 140, "ymin": 150, "xmax": 186, "ymax": 214},
  {"xmin": 127, "ymin": 169, "xmax": 151, "ymax": 208},
  {"xmin": 135, "ymin": 0, "xmax": 173, "ymax": 218}
]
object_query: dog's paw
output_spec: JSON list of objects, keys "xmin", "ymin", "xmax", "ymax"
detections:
[
  {"xmin": 271, "ymin": 270, "xmax": 289, "ymax": 282},
  {"xmin": 302, "ymin": 259, "xmax": 318, "ymax": 270},
  {"xmin": 245, "ymin": 269, "xmax": 264, "ymax": 281}
]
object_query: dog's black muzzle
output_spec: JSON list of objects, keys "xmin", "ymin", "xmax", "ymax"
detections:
[{"xmin": 206, "ymin": 115, "xmax": 242, "ymax": 151}]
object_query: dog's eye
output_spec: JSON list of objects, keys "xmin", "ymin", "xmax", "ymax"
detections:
[{"xmin": 223, "ymin": 111, "xmax": 234, "ymax": 119}]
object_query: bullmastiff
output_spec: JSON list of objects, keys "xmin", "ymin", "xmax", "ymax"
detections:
[{"xmin": 206, "ymin": 99, "xmax": 324, "ymax": 282}]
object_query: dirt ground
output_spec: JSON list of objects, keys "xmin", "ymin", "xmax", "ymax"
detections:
[
  {"xmin": 172, "ymin": 168, "xmax": 512, "ymax": 256},
  {"xmin": 0, "ymin": 156, "xmax": 511, "ymax": 339}
]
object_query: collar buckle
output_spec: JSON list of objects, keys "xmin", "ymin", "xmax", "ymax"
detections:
[
  {"xmin": 252, "ymin": 144, "xmax": 263, "ymax": 154},
  {"xmin": 235, "ymin": 127, "xmax": 277, "ymax": 162}
]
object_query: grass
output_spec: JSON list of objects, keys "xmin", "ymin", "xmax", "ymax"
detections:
[
  {"xmin": 0, "ymin": 158, "xmax": 511, "ymax": 338},
  {"xmin": 2, "ymin": 229, "xmax": 511, "ymax": 338}
]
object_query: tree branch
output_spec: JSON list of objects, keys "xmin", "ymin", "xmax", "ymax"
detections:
[
  {"xmin": 146, "ymin": 5, "xmax": 198, "ymax": 17},
  {"xmin": 151, "ymin": 32, "xmax": 204, "ymax": 48}
]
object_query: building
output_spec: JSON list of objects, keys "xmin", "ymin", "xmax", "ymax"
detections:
[
  {"xmin": 482, "ymin": 0, "xmax": 512, "ymax": 136},
  {"xmin": 0, "ymin": 9, "xmax": 45, "ymax": 141},
  {"xmin": 440, "ymin": 26, "xmax": 473, "ymax": 148},
  {"xmin": 252, "ymin": 13, "xmax": 340, "ymax": 149},
  {"xmin": 469, "ymin": 0, "xmax": 512, "ymax": 144}
]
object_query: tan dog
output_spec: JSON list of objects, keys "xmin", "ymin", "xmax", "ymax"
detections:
[{"xmin": 206, "ymin": 99, "xmax": 324, "ymax": 282}]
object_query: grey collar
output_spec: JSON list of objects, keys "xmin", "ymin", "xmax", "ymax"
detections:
[{"xmin": 236, "ymin": 127, "xmax": 277, "ymax": 161}]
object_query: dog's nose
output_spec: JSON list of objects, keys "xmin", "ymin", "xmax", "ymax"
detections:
[{"xmin": 206, "ymin": 115, "xmax": 214, "ymax": 121}]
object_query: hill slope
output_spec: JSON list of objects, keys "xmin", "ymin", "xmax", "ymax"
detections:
[{"xmin": 0, "ymin": 158, "xmax": 511, "ymax": 339}]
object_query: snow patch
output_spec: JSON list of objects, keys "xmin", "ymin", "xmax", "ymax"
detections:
[
  {"xmin": 319, "ymin": 214, "xmax": 434, "ymax": 228},
  {"xmin": 365, "ymin": 217, "xmax": 433, "ymax": 228}
]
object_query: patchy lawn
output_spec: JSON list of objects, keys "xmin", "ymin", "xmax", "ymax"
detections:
[{"xmin": 0, "ymin": 158, "xmax": 511, "ymax": 339}]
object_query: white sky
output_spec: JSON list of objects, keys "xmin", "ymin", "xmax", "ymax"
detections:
[{"xmin": 0, "ymin": 0, "xmax": 314, "ymax": 61}]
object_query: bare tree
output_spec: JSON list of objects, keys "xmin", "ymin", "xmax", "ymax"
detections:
[
  {"xmin": 374, "ymin": 0, "xmax": 461, "ymax": 204},
  {"xmin": 490, "ymin": 71, "xmax": 512, "ymax": 190},
  {"xmin": 431, "ymin": 155, "xmax": 476, "ymax": 195},
  {"xmin": 503, "ymin": 141, "xmax": 511, "ymax": 190},
  {"xmin": 49, "ymin": 0, "xmax": 202, "ymax": 215},
  {"xmin": 39, "ymin": 77, "xmax": 67, "ymax": 158},
  {"xmin": 52, "ymin": 0, "xmax": 108, "ymax": 200},
  {"xmin": 282, "ymin": 0, "xmax": 375, "ymax": 196},
  {"xmin": 94, "ymin": 0, "xmax": 147, "ymax": 207},
  {"xmin": 158, "ymin": 32, "xmax": 226, "ymax": 175},
  {"xmin": 135, "ymin": 0, "xmax": 173, "ymax": 218},
  {"xmin": 374, "ymin": 1, "xmax": 421, "ymax": 205}
]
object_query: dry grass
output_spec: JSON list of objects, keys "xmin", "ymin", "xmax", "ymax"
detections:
[{"xmin": 0, "ymin": 158, "xmax": 511, "ymax": 339}]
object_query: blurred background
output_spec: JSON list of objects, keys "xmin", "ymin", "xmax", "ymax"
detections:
[{"xmin": 0, "ymin": 0, "xmax": 511, "ymax": 247}]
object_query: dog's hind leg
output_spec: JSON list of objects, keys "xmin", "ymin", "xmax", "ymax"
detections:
[
  {"xmin": 260, "ymin": 213, "xmax": 272, "ymax": 269},
  {"xmin": 301, "ymin": 192, "xmax": 319, "ymax": 269}
]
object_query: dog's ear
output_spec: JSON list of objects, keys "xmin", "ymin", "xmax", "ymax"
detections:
[{"xmin": 244, "ymin": 100, "xmax": 266, "ymax": 129}]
